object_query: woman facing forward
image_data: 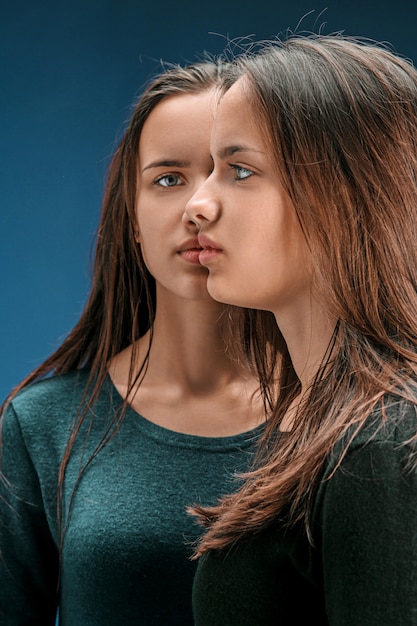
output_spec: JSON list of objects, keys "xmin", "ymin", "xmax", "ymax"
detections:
[
  {"xmin": 0, "ymin": 60, "xmax": 265, "ymax": 625},
  {"xmin": 184, "ymin": 35, "xmax": 417, "ymax": 625}
]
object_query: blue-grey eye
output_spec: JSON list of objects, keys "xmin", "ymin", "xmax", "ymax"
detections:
[
  {"xmin": 155, "ymin": 174, "xmax": 183, "ymax": 187},
  {"xmin": 233, "ymin": 165, "xmax": 254, "ymax": 180}
]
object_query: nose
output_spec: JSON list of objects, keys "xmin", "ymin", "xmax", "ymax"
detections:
[{"xmin": 183, "ymin": 178, "xmax": 220, "ymax": 230}]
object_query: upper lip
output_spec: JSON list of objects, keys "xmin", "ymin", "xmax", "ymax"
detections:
[
  {"xmin": 177, "ymin": 237, "xmax": 203, "ymax": 252},
  {"xmin": 197, "ymin": 234, "xmax": 223, "ymax": 250}
]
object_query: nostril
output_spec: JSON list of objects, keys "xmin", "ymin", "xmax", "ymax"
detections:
[{"xmin": 182, "ymin": 210, "xmax": 208, "ymax": 227}]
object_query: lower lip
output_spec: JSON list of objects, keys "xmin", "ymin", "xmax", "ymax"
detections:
[
  {"xmin": 199, "ymin": 248, "xmax": 222, "ymax": 265},
  {"xmin": 179, "ymin": 249, "xmax": 204, "ymax": 265}
]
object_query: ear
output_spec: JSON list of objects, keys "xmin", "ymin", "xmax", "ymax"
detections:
[{"xmin": 134, "ymin": 229, "xmax": 140, "ymax": 243}]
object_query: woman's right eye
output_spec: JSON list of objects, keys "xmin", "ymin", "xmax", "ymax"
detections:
[
  {"xmin": 154, "ymin": 174, "xmax": 184, "ymax": 188},
  {"xmin": 230, "ymin": 165, "xmax": 254, "ymax": 181}
]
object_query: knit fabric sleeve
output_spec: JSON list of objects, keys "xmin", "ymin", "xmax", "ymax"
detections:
[
  {"xmin": 316, "ymin": 422, "xmax": 417, "ymax": 625},
  {"xmin": 0, "ymin": 403, "xmax": 59, "ymax": 625}
]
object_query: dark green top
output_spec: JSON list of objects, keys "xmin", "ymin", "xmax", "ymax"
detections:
[
  {"xmin": 0, "ymin": 369, "xmax": 263, "ymax": 625},
  {"xmin": 193, "ymin": 399, "xmax": 417, "ymax": 625}
]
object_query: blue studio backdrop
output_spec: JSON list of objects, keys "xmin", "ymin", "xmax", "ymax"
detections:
[{"xmin": 2, "ymin": 0, "xmax": 417, "ymax": 400}]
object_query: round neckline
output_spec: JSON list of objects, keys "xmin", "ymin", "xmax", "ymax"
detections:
[{"xmin": 104, "ymin": 374, "xmax": 266, "ymax": 449}]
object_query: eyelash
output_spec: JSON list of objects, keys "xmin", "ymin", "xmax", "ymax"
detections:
[
  {"xmin": 153, "ymin": 174, "xmax": 184, "ymax": 188},
  {"xmin": 229, "ymin": 164, "xmax": 254, "ymax": 181}
]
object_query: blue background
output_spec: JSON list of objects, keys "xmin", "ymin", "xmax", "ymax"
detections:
[{"xmin": 2, "ymin": 0, "xmax": 417, "ymax": 401}]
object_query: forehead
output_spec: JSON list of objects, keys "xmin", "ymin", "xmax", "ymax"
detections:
[
  {"xmin": 212, "ymin": 78, "xmax": 267, "ymax": 148},
  {"xmin": 151, "ymin": 89, "xmax": 217, "ymax": 121},
  {"xmin": 216, "ymin": 78, "xmax": 251, "ymax": 119},
  {"xmin": 139, "ymin": 90, "xmax": 217, "ymax": 154}
]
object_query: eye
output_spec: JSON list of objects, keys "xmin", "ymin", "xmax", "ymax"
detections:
[
  {"xmin": 230, "ymin": 165, "xmax": 254, "ymax": 180},
  {"xmin": 154, "ymin": 174, "xmax": 184, "ymax": 188}
]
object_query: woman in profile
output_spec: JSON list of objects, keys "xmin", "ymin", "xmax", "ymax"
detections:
[{"xmin": 184, "ymin": 35, "xmax": 417, "ymax": 625}]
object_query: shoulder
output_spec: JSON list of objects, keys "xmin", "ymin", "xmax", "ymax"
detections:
[
  {"xmin": 10, "ymin": 369, "xmax": 89, "ymax": 416},
  {"xmin": 2, "ymin": 369, "xmax": 93, "ymax": 444},
  {"xmin": 310, "ymin": 397, "xmax": 417, "ymax": 625},
  {"xmin": 310, "ymin": 397, "xmax": 417, "ymax": 546},
  {"xmin": 319, "ymin": 395, "xmax": 417, "ymax": 495},
  {"xmin": 342, "ymin": 395, "xmax": 417, "ymax": 453}
]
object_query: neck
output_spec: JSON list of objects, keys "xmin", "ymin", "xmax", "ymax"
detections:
[
  {"xmin": 147, "ymin": 298, "xmax": 246, "ymax": 392},
  {"xmin": 273, "ymin": 295, "xmax": 337, "ymax": 393},
  {"xmin": 108, "ymin": 285, "xmax": 263, "ymax": 437},
  {"xmin": 273, "ymin": 294, "xmax": 337, "ymax": 433},
  {"xmin": 111, "ymin": 285, "xmax": 250, "ymax": 394}
]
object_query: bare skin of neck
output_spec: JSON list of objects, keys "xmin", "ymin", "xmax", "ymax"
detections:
[
  {"xmin": 109, "ymin": 286, "xmax": 264, "ymax": 437},
  {"xmin": 276, "ymin": 295, "xmax": 337, "ymax": 433}
]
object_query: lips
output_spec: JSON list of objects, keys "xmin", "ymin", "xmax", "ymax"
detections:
[
  {"xmin": 177, "ymin": 238, "xmax": 204, "ymax": 265},
  {"xmin": 197, "ymin": 234, "xmax": 223, "ymax": 265},
  {"xmin": 197, "ymin": 234, "xmax": 222, "ymax": 250}
]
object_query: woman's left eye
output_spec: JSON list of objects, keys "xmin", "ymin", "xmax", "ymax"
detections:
[
  {"xmin": 154, "ymin": 174, "xmax": 184, "ymax": 188},
  {"xmin": 231, "ymin": 165, "xmax": 254, "ymax": 180}
]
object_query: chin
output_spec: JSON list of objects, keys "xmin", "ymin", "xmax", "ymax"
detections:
[{"xmin": 207, "ymin": 282, "xmax": 244, "ymax": 308}]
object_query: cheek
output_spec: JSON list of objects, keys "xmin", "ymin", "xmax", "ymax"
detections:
[
  {"xmin": 135, "ymin": 218, "xmax": 153, "ymax": 269},
  {"xmin": 137, "ymin": 225, "xmax": 159, "ymax": 270},
  {"xmin": 135, "ymin": 205, "xmax": 153, "ymax": 246},
  {"xmin": 139, "ymin": 242, "xmax": 149, "ymax": 268}
]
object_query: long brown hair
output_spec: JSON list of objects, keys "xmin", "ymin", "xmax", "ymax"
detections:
[
  {"xmin": 1, "ymin": 57, "xmax": 271, "ymax": 548},
  {"xmin": 190, "ymin": 35, "xmax": 417, "ymax": 554},
  {"xmin": 3, "ymin": 59, "xmax": 231, "ymax": 401}
]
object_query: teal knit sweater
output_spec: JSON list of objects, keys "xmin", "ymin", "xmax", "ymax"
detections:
[
  {"xmin": 192, "ymin": 399, "xmax": 417, "ymax": 625},
  {"xmin": 0, "ymin": 370, "xmax": 263, "ymax": 625}
]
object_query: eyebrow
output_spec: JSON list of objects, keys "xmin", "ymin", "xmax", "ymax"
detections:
[
  {"xmin": 216, "ymin": 145, "xmax": 264, "ymax": 159},
  {"xmin": 141, "ymin": 159, "xmax": 190, "ymax": 172}
]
